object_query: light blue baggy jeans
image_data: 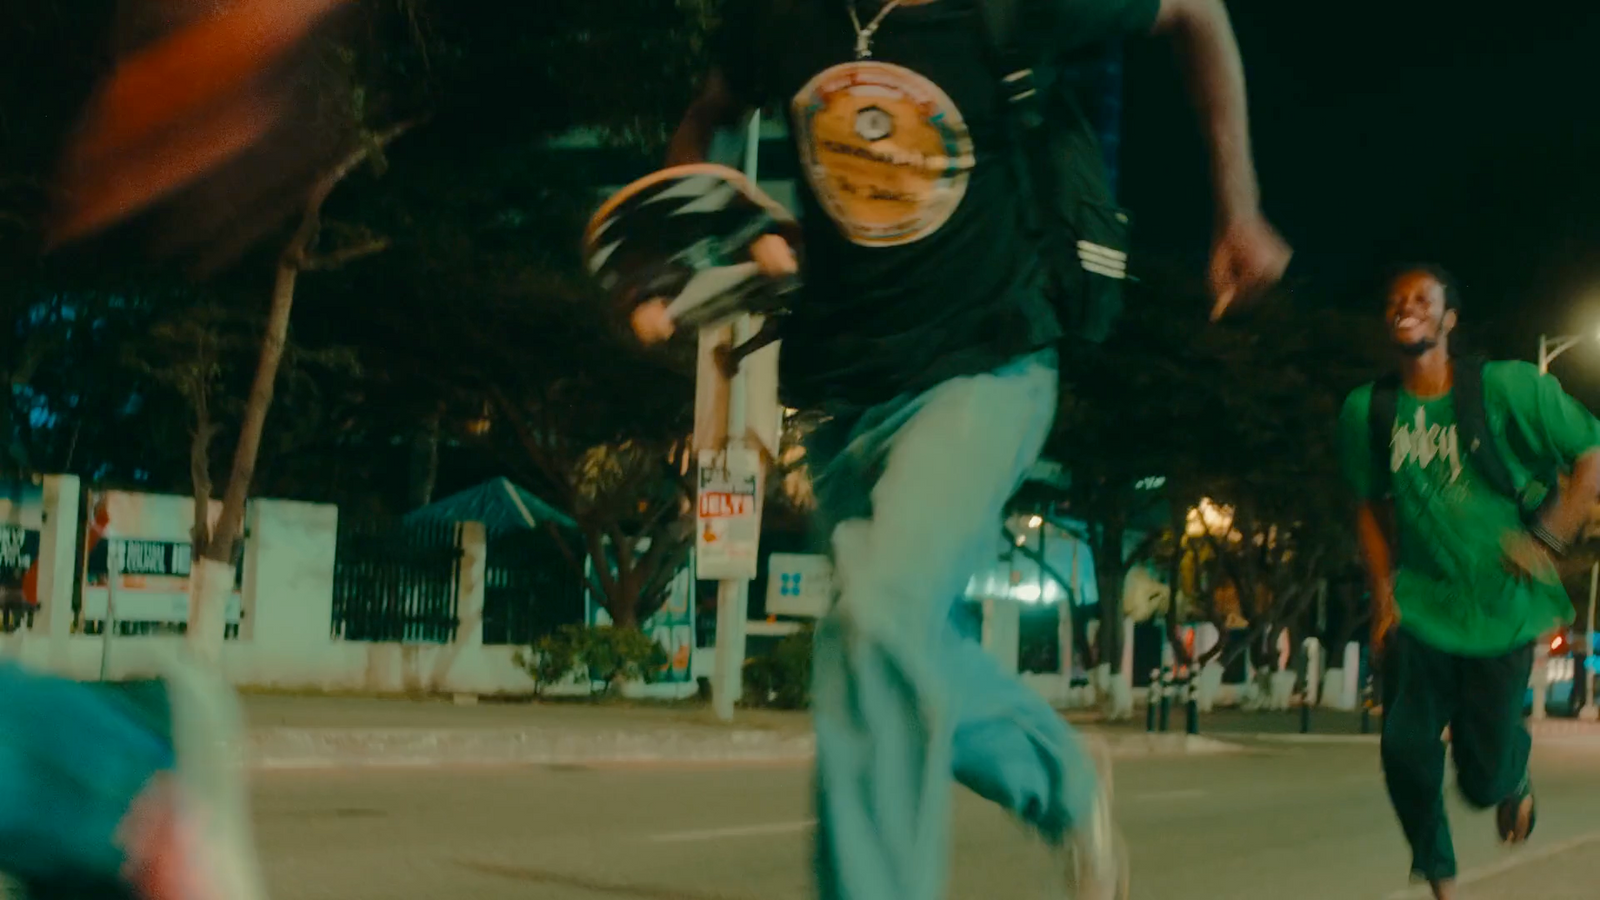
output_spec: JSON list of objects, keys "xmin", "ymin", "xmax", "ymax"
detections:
[
  {"xmin": 807, "ymin": 349, "xmax": 1100, "ymax": 900},
  {"xmin": 0, "ymin": 660, "xmax": 173, "ymax": 883}
]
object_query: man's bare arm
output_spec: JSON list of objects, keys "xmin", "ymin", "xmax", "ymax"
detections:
[
  {"xmin": 1151, "ymin": 0, "xmax": 1257, "ymax": 223},
  {"xmin": 666, "ymin": 70, "xmax": 753, "ymax": 167},
  {"xmin": 1151, "ymin": 0, "xmax": 1289, "ymax": 316},
  {"xmin": 1536, "ymin": 450, "xmax": 1600, "ymax": 549}
]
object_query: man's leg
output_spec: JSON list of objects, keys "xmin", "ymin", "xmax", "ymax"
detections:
[
  {"xmin": 1380, "ymin": 630, "xmax": 1459, "ymax": 887},
  {"xmin": 1450, "ymin": 642, "xmax": 1536, "ymax": 843},
  {"xmin": 947, "ymin": 620, "xmax": 1100, "ymax": 846},
  {"xmin": 809, "ymin": 351, "xmax": 1057, "ymax": 900}
]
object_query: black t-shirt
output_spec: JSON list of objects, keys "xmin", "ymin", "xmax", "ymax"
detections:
[{"xmin": 714, "ymin": 0, "xmax": 1159, "ymax": 411}]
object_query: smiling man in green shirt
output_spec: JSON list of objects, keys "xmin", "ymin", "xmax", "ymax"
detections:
[{"xmin": 1340, "ymin": 264, "xmax": 1600, "ymax": 900}]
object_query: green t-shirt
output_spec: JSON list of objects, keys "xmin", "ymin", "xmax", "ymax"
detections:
[
  {"xmin": 1339, "ymin": 361, "xmax": 1600, "ymax": 656},
  {"xmin": 712, "ymin": 0, "xmax": 1160, "ymax": 410}
]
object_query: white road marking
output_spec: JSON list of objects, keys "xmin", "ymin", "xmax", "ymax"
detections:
[
  {"xmin": 648, "ymin": 788, "xmax": 1209, "ymax": 844},
  {"xmin": 1255, "ymin": 734, "xmax": 1380, "ymax": 745},
  {"xmin": 1131, "ymin": 788, "xmax": 1209, "ymax": 802},
  {"xmin": 1382, "ymin": 831, "xmax": 1600, "ymax": 898},
  {"xmin": 649, "ymin": 820, "xmax": 816, "ymax": 843}
]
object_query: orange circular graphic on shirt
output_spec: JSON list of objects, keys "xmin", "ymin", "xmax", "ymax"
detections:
[{"xmin": 792, "ymin": 62, "xmax": 975, "ymax": 247}]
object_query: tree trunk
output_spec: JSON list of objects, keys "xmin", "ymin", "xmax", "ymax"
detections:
[
  {"xmin": 610, "ymin": 562, "xmax": 643, "ymax": 631},
  {"xmin": 1163, "ymin": 532, "xmax": 1191, "ymax": 668},
  {"xmin": 407, "ymin": 415, "xmax": 441, "ymax": 508},
  {"xmin": 189, "ymin": 260, "xmax": 296, "ymax": 665},
  {"xmin": 1095, "ymin": 519, "xmax": 1125, "ymax": 673},
  {"xmin": 183, "ymin": 121, "xmax": 416, "ymax": 666},
  {"xmin": 609, "ymin": 602, "xmax": 639, "ymax": 631}
]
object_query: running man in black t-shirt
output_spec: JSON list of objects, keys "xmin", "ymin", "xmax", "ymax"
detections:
[{"xmin": 666, "ymin": 2, "xmax": 1290, "ymax": 898}]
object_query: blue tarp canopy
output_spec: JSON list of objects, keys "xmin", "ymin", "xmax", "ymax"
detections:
[{"xmin": 403, "ymin": 477, "xmax": 575, "ymax": 536}]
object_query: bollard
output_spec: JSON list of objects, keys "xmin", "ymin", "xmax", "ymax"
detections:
[
  {"xmin": 1185, "ymin": 671, "xmax": 1200, "ymax": 735},
  {"xmin": 1146, "ymin": 669, "xmax": 1160, "ymax": 733},
  {"xmin": 1157, "ymin": 666, "xmax": 1172, "ymax": 733},
  {"xmin": 1360, "ymin": 677, "xmax": 1373, "ymax": 735}
]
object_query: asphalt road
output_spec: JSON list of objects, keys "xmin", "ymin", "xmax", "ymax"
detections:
[{"xmin": 250, "ymin": 737, "xmax": 1600, "ymax": 900}]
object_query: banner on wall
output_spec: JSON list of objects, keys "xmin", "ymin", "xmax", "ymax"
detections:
[
  {"xmin": 82, "ymin": 490, "xmax": 243, "ymax": 625},
  {"xmin": 0, "ymin": 478, "xmax": 44, "ymax": 608},
  {"xmin": 586, "ymin": 543, "xmax": 696, "ymax": 684}
]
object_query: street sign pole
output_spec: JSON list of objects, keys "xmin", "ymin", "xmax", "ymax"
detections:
[
  {"xmin": 1581, "ymin": 561, "xmax": 1599, "ymax": 721},
  {"xmin": 99, "ymin": 537, "xmax": 120, "ymax": 682},
  {"xmin": 700, "ymin": 113, "xmax": 780, "ymax": 723}
]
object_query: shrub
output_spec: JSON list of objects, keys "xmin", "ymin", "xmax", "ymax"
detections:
[
  {"xmin": 518, "ymin": 624, "xmax": 669, "ymax": 697},
  {"xmin": 742, "ymin": 624, "xmax": 814, "ymax": 709}
]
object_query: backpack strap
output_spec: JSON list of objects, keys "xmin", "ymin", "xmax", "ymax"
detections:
[
  {"xmin": 1454, "ymin": 356, "xmax": 1556, "ymax": 521},
  {"xmin": 1451, "ymin": 357, "xmax": 1519, "ymax": 501},
  {"xmin": 1368, "ymin": 373, "xmax": 1399, "ymax": 501},
  {"xmin": 972, "ymin": 0, "xmax": 1049, "ymax": 126},
  {"xmin": 973, "ymin": 0, "xmax": 1050, "ymax": 232}
]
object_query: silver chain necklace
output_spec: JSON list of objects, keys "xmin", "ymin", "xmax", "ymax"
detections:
[{"xmin": 847, "ymin": 0, "xmax": 907, "ymax": 60}]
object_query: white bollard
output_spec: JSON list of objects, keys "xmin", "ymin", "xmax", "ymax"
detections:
[
  {"xmin": 1303, "ymin": 638, "xmax": 1323, "ymax": 707},
  {"xmin": 1531, "ymin": 637, "xmax": 1550, "ymax": 721}
]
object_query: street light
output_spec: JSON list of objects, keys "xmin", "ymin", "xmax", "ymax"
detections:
[
  {"xmin": 1538, "ymin": 330, "xmax": 1600, "ymax": 374},
  {"xmin": 1532, "ymin": 333, "xmax": 1600, "ymax": 721}
]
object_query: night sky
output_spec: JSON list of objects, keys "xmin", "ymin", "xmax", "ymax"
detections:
[{"xmin": 1118, "ymin": 1, "xmax": 1600, "ymax": 399}]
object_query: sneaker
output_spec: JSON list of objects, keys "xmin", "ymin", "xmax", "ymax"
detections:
[
  {"xmin": 128, "ymin": 651, "xmax": 270, "ymax": 900},
  {"xmin": 1495, "ymin": 773, "xmax": 1536, "ymax": 845},
  {"xmin": 1063, "ymin": 735, "xmax": 1129, "ymax": 900}
]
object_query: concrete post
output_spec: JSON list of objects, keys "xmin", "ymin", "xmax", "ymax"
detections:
[
  {"xmin": 448, "ymin": 520, "xmax": 488, "ymax": 699},
  {"xmin": 35, "ymin": 475, "xmax": 81, "ymax": 673},
  {"xmin": 983, "ymin": 597, "xmax": 1021, "ymax": 675}
]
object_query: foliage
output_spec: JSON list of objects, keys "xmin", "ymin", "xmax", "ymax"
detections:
[
  {"xmin": 519, "ymin": 631, "xmax": 580, "ymax": 697},
  {"xmin": 742, "ymin": 624, "xmax": 815, "ymax": 710},
  {"xmin": 517, "ymin": 623, "xmax": 670, "ymax": 697},
  {"xmin": 0, "ymin": 0, "xmax": 723, "ymax": 513},
  {"xmin": 1055, "ymin": 265, "xmax": 1385, "ymax": 671}
]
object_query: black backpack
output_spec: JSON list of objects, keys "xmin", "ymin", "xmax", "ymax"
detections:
[
  {"xmin": 1367, "ymin": 357, "xmax": 1554, "ymax": 522},
  {"xmin": 974, "ymin": 0, "xmax": 1133, "ymax": 344}
]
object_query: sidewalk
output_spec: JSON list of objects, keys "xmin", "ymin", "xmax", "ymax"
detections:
[
  {"xmin": 240, "ymin": 694, "xmax": 1238, "ymax": 770},
  {"xmin": 1069, "ymin": 706, "xmax": 1600, "ymax": 742}
]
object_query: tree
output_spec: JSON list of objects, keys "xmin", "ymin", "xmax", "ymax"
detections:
[
  {"xmin": 1056, "ymin": 265, "xmax": 1383, "ymax": 675},
  {"xmin": 177, "ymin": 119, "xmax": 417, "ymax": 662},
  {"xmin": 38, "ymin": 0, "xmax": 428, "ymax": 661},
  {"xmin": 476, "ymin": 284, "xmax": 696, "ymax": 631}
]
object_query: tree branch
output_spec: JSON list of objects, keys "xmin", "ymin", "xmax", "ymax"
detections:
[
  {"xmin": 283, "ymin": 119, "xmax": 423, "ymax": 270},
  {"xmin": 607, "ymin": 521, "xmax": 637, "ymax": 577},
  {"xmin": 583, "ymin": 525, "xmax": 621, "ymax": 609},
  {"xmin": 543, "ymin": 518, "xmax": 607, "ymax": 599},
  {"xmin": 488, "ymin": 384, "xmax": 578, "ymax": 509},
  {"xmin": 1001, "ymin": 526, "xmax": 1079, "ymax": 600},
  {"xmin": 638, "ymin": 530, "xmax": 693, "ymax": 622},
  {"xmin": 301, "ymin": 237, "xmax": 391, "ymax": 270}
]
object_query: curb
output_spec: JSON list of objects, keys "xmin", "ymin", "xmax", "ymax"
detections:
[
  {"xmin": 248, "ymin": 727, "xmax": 816, "ymax": 770},
  {"xmin": 245, "ymin": 727, "xmax": 1244, "ymax": 770},
  {"xmin": 1226, "ymin": 720, "xmax": 1600, "ymax": 746}
]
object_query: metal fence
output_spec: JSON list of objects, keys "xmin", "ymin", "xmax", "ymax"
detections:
[
  {"xmin": 483, "ymin": 530, "xmax": 584, "ymax": 646},
  {"xmin": 0, "ymin": 601, "xmax": 32, "ymax": 634},
  {"xmin": 332, "ymin": 518, "xmax": 463, "ymax": 643}
]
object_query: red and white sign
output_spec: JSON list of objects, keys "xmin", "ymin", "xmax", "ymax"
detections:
[
  {"xmin": 699, "ymin": 491, "xmax": 753, "ymax": 519},
  {"xmin": 696, "ymin": 448, "xmax": 762, "ymax": 580}
]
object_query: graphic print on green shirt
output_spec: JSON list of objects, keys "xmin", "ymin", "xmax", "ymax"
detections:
[{"xmin": 1340, "ymin": 361, "xmax": 1600, "ymax": 656}]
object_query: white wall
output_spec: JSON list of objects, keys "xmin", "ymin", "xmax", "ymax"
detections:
[{"xmin": 0, "ymin": 483, "xmax": 548, "ymax": 695}]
